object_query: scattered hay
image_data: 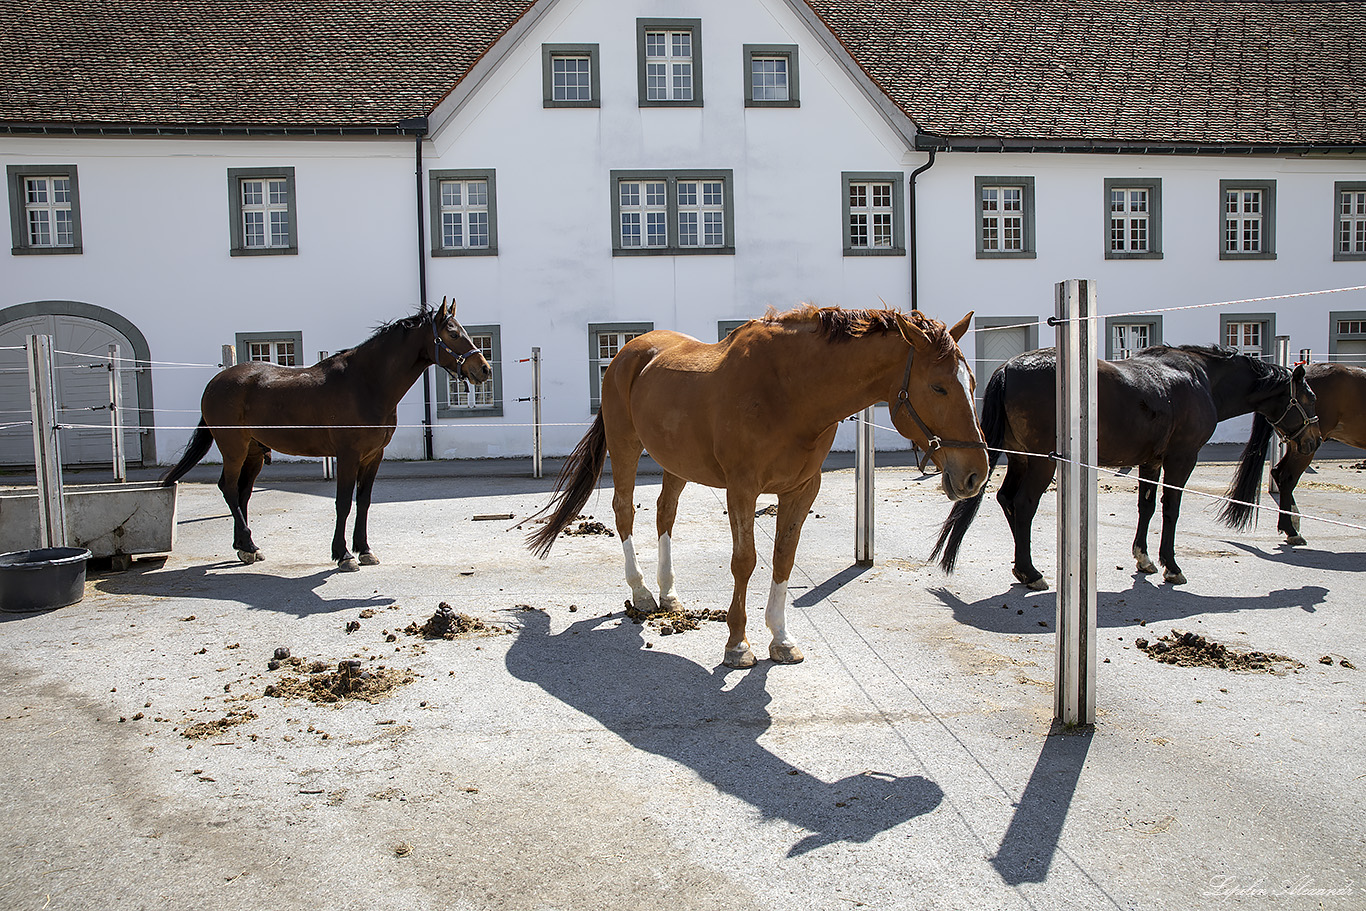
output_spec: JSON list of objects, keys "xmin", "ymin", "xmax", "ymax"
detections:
[
  {"xmin": 181, "ymin": 708, "xmax": 258, "ymax": 739},
  {"xmin": 403, "ymin": 602, "xmax": 508, "ymax": 639},
  {"xmin": 624, "ymin": 599, "xmax": 728, "ymax": 636},
  {"xmin": 1136, "ymin": 630, "xmax": 1303, "ymax": 674},
  {"xmin": 264, "ymin": 659, "xmax": 414, "ymax": 704}
]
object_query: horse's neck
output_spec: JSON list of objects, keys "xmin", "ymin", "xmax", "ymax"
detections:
[
  {"xmin": 347, "ymin": 327, "xmax": 431, "ymax": 409},
  {"xmin": 1203, "ymin": 356, "xmax": 1274, "ymax": 421},
  {"xmin": 794, "ymin": 331, "xmax": 906, "ymax": 425}
]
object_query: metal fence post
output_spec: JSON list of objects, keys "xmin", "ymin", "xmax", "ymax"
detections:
[
  {"xmin": 27, "ymin": 334, "xmax": 68, "ymax": 548},
  {"xmin": 531, "ymin": 347, "xmax": 543, "ymax": 479},
  {"xmin": 1270, "ymin": 336, "xmax": 1290, "ymax": 494},
  {"xmin": 855, "ymin": 406, "xmax": 875, "ymax": 565},
  {"xmin": 108, "ymin": 343, "xmax": 126, "ymax": 483},
  {"xmin": 221, "ymin": 344, "xmax": 236, "ymax": 368},
  {"xmin": 319, "ymin": 350, "xmax": 335, "ymax": 479},
  {"xmin": 1054, "ymin": 280, "xmax": 1097, "ymax": 727}
]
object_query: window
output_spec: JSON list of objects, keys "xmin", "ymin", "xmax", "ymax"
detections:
[
  {"xmin": 589, "ymin": 322, "xmax": 653, "ymax": 412},
  {"xmin": 438, "ymin": 324, "xmax": 502, "ymax": 417},
  {"xmin": 1220, "ymin": 313, "xmax": 1275, "ymax": 358},
  {"xmin": 1328, "ymin": 310, "xmax": 1366, "ymax": 365},
  {"xmin": 1104, "ymin": 178, "xmax": 1162, "ymax": 260},
  {"xmin": 976, "ymin": 176, "xmax": 1036, "ymax": 259},
  {"xmin": 1334, "ymin": 182, "xmax": 1366, "ymax": 262},
  {"xmin": 843, "ymin": 172, "xmax": 905, "ymax": 256},
  {"xmin": 429, "ymin": 169, "xmax": 497, "ymax": 256},
  {"xmin": 236, "ymin": 331, "xmax": 302, "ymax": 366},
  {"xmin": 543, "ymin": 44, "xmax": 600, "ymax": 108},
  {"xmin": 1105, "ymin": 317, "xmax": 1163, "ymax": 360},
  {"xmin": 8, "ymin": 164, "xmax": 82, "ymax": 255},
  {"xmin": 718, "ymin": 319, "xmax": 747, "ymax": 340},
  {"xmin": 610, "ymin": 170, "xmax": 734, "ymax": 255},
  {"xmin": 744, "ymin": 45, "xmax": 799, "ymax": 107},
  {"xmin": 228, "ymin": 168, "xmax": 297, "ymax": 256},
  {"xmin": 1220, "ymin": 179, "xmax": 1276, "ymax": 260},
  {"xmin": 637, "ymin": 19, "xmax": 702, "ymax": 107}
]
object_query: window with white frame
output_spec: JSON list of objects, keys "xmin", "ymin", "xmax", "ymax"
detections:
[
  {"xmin": 429, "ymin": 169, "xmax": 497, "ymax": 257},
  {"xmin": 8, "ymin": 164, "xmax": 83, "ymax": 255},
  {"xmin": 1329, "ymin": 310, "xmax": 1366, "ymax": 365},
  {"xmin": 1221, "ymin": 313, "xmax": 1274, "ymax": 358},
  {"xmin": 638, "ymin": 19, "xmax": 702, "ymax": 107},
  {"xmin": 1335, "ymin": 182, "xmax": 1366, "ymax": 261},
  {"xmin": 976, "ymin": 176, "xmax": 1036, "ymax": 259},
  {"xmin": 1105, "ymin": 178, "xmax": 1162, "ymax": 259},
  {"xmin": 843, "ymin": 172, "xmax": 904, "ymax": 256},
  {"xmin": 1220, "ymin": 179, "xmax": 1276, "ymax": 259},
  {"xmin": 439, "ymin": 325, "xmax": 502, "ymax": 417},
  {"xmin": 589, "ymin": 322, "xmax": 652, "ymax": 411},
  {"xmin": 611, "ymin": 170, "xmax": 734, "ymax": 255},
  {"xmin": 228, "ymin": 168, "xmax": 297, "ymax": 256},
  {"xmin": 236, "ymin": 331, "xmax": 302, "ymax": 366},
  {"xmin": 1111, "ymin": 323, "xmax": 1149, "ymax": 359},
  {"xmin": 744, "ymin": 45, "xmax": 798, "ymax": 107},
  {"xmin": 543, "ymin": 44, "xmax": 600, "ymax": 108}
]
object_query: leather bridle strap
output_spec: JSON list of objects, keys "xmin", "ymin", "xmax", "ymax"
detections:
[
  {"xmin": 892, "ymin": 347, "xmax": 988, "ymax": 470},
  {"xmin": 1269, "ymin": 391, "xmax": 1318, "ymax": 442},
  {"xmin": 433, "ymin": 313, "xmax": 473, "ymax": 377}
]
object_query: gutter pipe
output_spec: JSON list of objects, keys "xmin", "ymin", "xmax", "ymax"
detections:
[
  {"xmin": 399, "ymin": 116, "xmax": 434, "ymax": 460},
  {"xmin": 907, "ymin": 148, "xmax": 936, "ymax": 311}
]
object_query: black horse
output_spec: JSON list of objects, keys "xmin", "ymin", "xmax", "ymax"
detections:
[
  {"xmin": 932, "ymin": 345, "xmax": 1320, "ymax": 589},
  {"xmin": 160, "ymin": 299, "xmax": 491, "ymax": 571}
]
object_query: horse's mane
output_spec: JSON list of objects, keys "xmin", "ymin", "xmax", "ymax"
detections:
[
  {"xmin": 761, "ymin": 304, "xmax": 957, "ymax": 359},
  {"xmin": 1154, "ymin": 343, "xmax": 1288, "ymax": 391}
]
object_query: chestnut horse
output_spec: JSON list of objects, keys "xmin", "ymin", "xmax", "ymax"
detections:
[
  {"xmin": 932, "ymin": 345, "xmax": 1320, "ymax": 590},
  {"xmin": 528, "ymin": 305, "xmax": 989, "ymax": 668},
  {"xmin": 1269, "ymin": 362, "xmax": 1366, "ymax": 544},
  {"xmin": 161, "ymin": 299, "xmax": 491, "ymax": 570}
]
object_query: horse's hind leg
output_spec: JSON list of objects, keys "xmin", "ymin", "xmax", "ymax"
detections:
[
  {"xmin": 766, "ymin": 474, "xmax": 822, "ymax": 664},
  {"xmin": 352, "ymin": 456, "xmax": 383, "ymax": 565},
  {"xmin": 1132, "ymin": 463, "xmax": 1161, "ymax": 575},
  {"xmin": 216, "ymin": 445, "xmax": 263, "ymax": 564},
  {"xmin": 1155, "ymin": 459, "xmax": 1195, "ymax": 584},
  {"xmin": 722, "ymin": 484, "xmax": 760, "ymax": 668},
  {"xmin": 609, "ymin": 440, "xmax": 656, "ymax": 611},
  {"xmin": 331, "ymin": 457, "xmax": 361, "ymax": 572},
  {"xmin": 1270, "ymin": 450, "xmax": 1312, "ymax": 545},
  {"xmin": 1003, "ymin": 456, "xmax": 1053, "ymax": 590},
  {"xmin": 655, "ymin": 471, "xmax": 687, "ymax": 610}
]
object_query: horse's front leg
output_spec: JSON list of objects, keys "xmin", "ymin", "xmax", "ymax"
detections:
[
  {"xmin": 655, "ymin": 472, "xmax": 687, "ymax": 611},
  {"xmin": 1132, "ymin": 463, "xmax": 1161, "ymax": 575},
  {"xmin": 351, "ymin": 457, "xmax": 383, "ymax": 565},
  {"xmin": 1156, "ymin": 461, "xmax": 1195, "ymax": 584},
  {"xmin": 332, "ymin": 459, "xmax": 360, "ymax": 571},
  {"xmin": 767, "ymin": 475, "xmax": 822, "ymax": 664},
  {"xmin": 723, "ymin": 486, "xmax": 760, "ymax": 669},
  {"xmin": 1270, "ymin": 450, "xmax": 1312, "ymax": 545},
  {"xmin": 609, "ymin": 444, "xmax": 656, "ymax": 611}
]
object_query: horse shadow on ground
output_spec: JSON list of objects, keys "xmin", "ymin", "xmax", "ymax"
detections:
[
  {"xmin": 81, "ymin": 558, "xmax": 393, "ymax": 618},
  {"xmin": 504, "ymin": 608, "xmax": 943, "ymax": 856},
  {"xmin": 933, "ymin": 580, "xmax": 1331, "ymax": 636},
  {"xmin": 1225, "ymin": 539, "xmax": 1366, "ymax": 573}
]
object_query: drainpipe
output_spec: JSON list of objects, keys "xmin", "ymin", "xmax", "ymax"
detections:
[
  {"xmin": 907, "ymin": 148, "xmax": 937, "ymax": 311},
  {"xmin": 400, "ymin": 116, "xmax": 434, "ymax": 460}
]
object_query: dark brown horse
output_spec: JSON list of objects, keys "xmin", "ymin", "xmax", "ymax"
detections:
[
  {"xmin": 932, "ymin": 345, "xmax": 1319, "ymax": 590},
  {"xmin": 528, "ymin": 305, "xmax": 989, "ymax": 668},
  {"xmin": 161, "ymin": 299, "xmax": 491, "ymax": 570},
  {"xmin": 1268, "ymin": 362, "xmax": 1366, "ymax": 544}
]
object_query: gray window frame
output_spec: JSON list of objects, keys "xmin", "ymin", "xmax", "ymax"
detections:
[
  {"xmin": 718, "ymin": 318, "xmax": 748, "ymax": 340},
  {"xmin": 543, "ymin": 43, "xmax": 601, "ymax": 109},
  {"xmin": 843, "ymin": 171, "xmax": 906, "ymax": 257},
  {"xmin": 228, "ymin": 167, "xmax": 297, "ymax": 257},
  {"xmin": 1219, "ymin": 312, "xmax": 1276, "ymax": 357},
  {"xmin": 235, "ymin": 330, "xmax": 303, "ymax": 366},
  {"xmin": 1333, "ymin": 181, "xmax": 1366, "ymax": 262},
  {"xmin": 8, "ymin": 164, "xmax": 83, "ymax": 255},
  {"xmin": 1328, "ymin": 309, "xmax": 1366, "ymax": 362},
  {"xmin": 1103, "ymin": 177, "xmax": 1163, "ymax": 261},
  {"xmin": 1104, "ymin": 316, "xmax": 1164, "ymax": 359},
  {"xmin": 589, "ymin": 321, "xmax": 653, "ymax": 412},
  {"xmin": 743, "ymin": 44, "xmax": 799, "ymax": 108},
  {"xmin": 975, "ymin": 176, "xmax": 1037, "ymax": 260},
  {"xmin": 437, "ymin": 323, "xmax": 503, "ymax": 418},
  {"xmin": 637, "ymin": 18, "xmax": 703, "ymax": 108},
  {"xmin": 1219, "ymin": 179, "xmax": 1277, "ymax": 261},
  {"xmin": 429, "ymin": 169, "xmax": 498, "ymax": 257},
  {"xmin": 610, "ymin": 169, "xmax": 735, "ymax": 256}
]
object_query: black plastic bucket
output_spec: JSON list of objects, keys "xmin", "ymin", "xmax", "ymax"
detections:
[{"xmin": 0, "ymin": 547, "xmax": 91, "ymax": 613}]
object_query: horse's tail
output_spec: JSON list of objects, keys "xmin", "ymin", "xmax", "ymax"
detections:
[
  {"xmin": 159, "ymin": 419, "xmax": 214, "ymax": 486},
  {"xmin": 1218, "ymin": 412, "xmax": 1275, "ymax": 530},
  {"xmin": 930, "ymin": 365, "xmax": 1007, "ymax": 572},
  {"xmin": 525, "ymin": 412, "xmax": 608, "ymax": 559}
]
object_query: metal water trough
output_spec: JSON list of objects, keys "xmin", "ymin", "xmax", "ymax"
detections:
[{"xmin": 0, "ymin": 481, "xmax": 178, "ymax": 569}]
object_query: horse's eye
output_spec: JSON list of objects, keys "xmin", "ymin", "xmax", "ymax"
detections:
[{"xmin": 931, "ymin": 384, "xmax": 948, "ymax": 395}]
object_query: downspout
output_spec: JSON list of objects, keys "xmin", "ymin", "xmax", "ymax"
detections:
[
  {"xmin": 907, "ymin": 148, "xmax": 936, "ymax": 311},
  {"xmin": 400, "ymin": 116, "xmax": 434, "ymax": 460}
]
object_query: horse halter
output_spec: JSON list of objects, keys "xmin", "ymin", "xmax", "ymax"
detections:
[
  {"xmin": 893, "ymin": 346, "xmax": 988, "ymax": 470},
  {"xmin": 432, "ymin": 312, "xmax": 475, "ymax": 378},
  {"xmin": 1269, "ymin": 385, "xmax": 1318, "ymax": 443}
]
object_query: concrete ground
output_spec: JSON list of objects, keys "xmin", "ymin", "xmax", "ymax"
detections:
[{"xmin": 0, "ymin": 446, "xmax": 1362, "ymax": 911}]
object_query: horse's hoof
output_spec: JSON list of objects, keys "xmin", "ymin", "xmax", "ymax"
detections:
[
  {"xmin": 723, "ymin": 645, "xmax": 757, "ymax": 669},
  {"xmin": 236, "ymin": 549, "xmax": 262, "ymax": 565},
  {"xmin": 358, "ymin": 552, "xmax": 380, "ymax": 566},
  {"xmin": 769, "ymin": 642, "xmax": 805, "ymax": 664},
  {"xmin": 1164, "ymin": 571, "xmax": 1187, "ymax": 585},
  {"xmin": 659, "ymin": 593, "xmax": 683, "ymax": 611},
  {"xmin": 1286, "ymin": 535, "xmax": 1307, "ymax": 547},
  {"xmin": 1136, "ymin": 561, "xmax": 1159, "ymax": 575},
  {"xmin": 1013, "ymin": 568, "xmax": 1048, "ymax": 591},
  {"xmin": 338, "ymin": 557, "xmax": 361, "ymax": 573},
  {"xmin": 631, "ymin": 590, "xmax": 659, "ymax": 612}
]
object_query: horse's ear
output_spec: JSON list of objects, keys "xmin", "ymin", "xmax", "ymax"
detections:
[
  {"xmin": 1292, "ymin": 363, "xmax": 1307, "ymax": 383},
  {"xmin": 898, "ymin": 316, "xmax": 932, "ymax": 350},
  {"xmin": 949, "ymin": 311, "xmax": 973, "ymax": 343}
]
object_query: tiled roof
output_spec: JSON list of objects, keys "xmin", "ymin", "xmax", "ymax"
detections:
[
  {"xmin": 803, "ymin": 0, "xmax": 1366, "ymax": 147},
  {"xmin": 2, "ymin": 0, "xmax": 1364, "ymax": 147},
  {"xmin": 0, "ymin": 0, "xmax": 537, "ymax": 130}
]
